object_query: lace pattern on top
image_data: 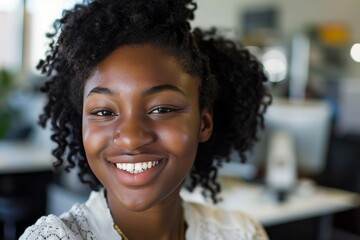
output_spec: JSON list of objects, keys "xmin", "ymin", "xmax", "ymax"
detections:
[
  {"xmin": 21, "ymin": 204, "xmax": 97, "ymax": 240},
  {"xmin": 198, "ymin": 219, "xmax": 267, "ymax": 240}
]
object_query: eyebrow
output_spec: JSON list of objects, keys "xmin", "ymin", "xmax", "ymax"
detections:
[
  {"xmin": 142, "ymin": 84, "xmax": 186, "ymax": 97},
  {"xmin": 87, "ymin": 84, "xmax": 186, "ymax": 98},
  {"xmin": 87, "ymin": 87, "xmax": 116, "ymax": 98}
]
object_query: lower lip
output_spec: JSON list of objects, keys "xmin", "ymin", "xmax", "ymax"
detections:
[{"xmin": 111, "ymin": 160, "xmax": 166, "ymax": 187}]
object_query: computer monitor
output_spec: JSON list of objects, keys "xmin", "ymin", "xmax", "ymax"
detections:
[{"xmin": 251, "ymin": 98, "xmax": 332, "ymax": 176}]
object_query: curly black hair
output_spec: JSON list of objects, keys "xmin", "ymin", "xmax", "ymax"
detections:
[{"xmin": 38, "ymin": 0, "xmax": 271, "ymax": 203}]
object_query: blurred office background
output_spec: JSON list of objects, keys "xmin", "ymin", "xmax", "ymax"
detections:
[{"xmin": 0, "ymin": 0, "xmax": 359, "ymax": 239}]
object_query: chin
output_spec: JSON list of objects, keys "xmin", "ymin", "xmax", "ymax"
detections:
[{"xmin": 109, "ymin": 187, "xmax": 161, "ymax": 212}]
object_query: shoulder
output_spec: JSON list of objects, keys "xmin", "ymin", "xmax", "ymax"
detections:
[
  {"xmin": 19, "ymin": 212, "xmax": 94, "ymax": 240},
  {"xmin": 19, "ymin": 192, "xmax": 102, "ymax": 240},
  {"xmin": 183, "ymin": 201, "xmax": 268, "ymax": 240}
]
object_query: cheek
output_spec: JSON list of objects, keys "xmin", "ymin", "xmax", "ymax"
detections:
[
  {"xmin": 82, "ymin": 120, "xmax": 113, "ymax": 161},
  {"xmin": 158, "ymin": 119, "xmax": 200, "ymax": 161}
]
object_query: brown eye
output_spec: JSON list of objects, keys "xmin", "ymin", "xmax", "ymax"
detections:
[
  {"xmin": 149, "ymin": 106, "xmax": 178, "ymax": 114},
  {"xmin": 93, "ymin": 110, "xmax": 115, "ymax": 116}
]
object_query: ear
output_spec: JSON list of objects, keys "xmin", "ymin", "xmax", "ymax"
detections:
[{"xmin": 199, "ymin": 107, "xmax": 213, "ymax": 143}]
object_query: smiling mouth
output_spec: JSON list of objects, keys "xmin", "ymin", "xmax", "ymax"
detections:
[{"xmin": 115, "ymin": 160, "xmax": 162, "ymax": 174}]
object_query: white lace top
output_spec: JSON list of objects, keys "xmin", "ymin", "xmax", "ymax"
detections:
[{"xmin": 20, "ymin": 189, "xmax": 268, "ymax": 240}]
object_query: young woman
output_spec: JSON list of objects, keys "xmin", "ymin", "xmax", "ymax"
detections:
[{"xmin": 21, "ymin": 0, "xmax": 271, "ymax": 239}]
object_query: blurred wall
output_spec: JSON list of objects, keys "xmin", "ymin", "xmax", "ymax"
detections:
[
  {"xmin": 193, "ymin": 0, "xmax": 360, "ymax": 78},
  {"xmin": 194, "ymin": 0, "xmax": 360, "ymax": 39}
]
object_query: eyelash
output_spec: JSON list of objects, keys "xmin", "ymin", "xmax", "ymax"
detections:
[
  {"xmin": 92, "ymin": 109, "xmax": 115, "ymax": 116},
  {"xmin": 90, "ymin": 106, "xmax": 179, "ymax": 117},
  {"xmin": 148, "ymin": 106, "xmax": 179, "ymax": 114}
]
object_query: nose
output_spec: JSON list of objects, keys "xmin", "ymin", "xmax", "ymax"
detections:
[{"xmin": 113, "ymin": 115, "xmax": 156, "ymax": 151}]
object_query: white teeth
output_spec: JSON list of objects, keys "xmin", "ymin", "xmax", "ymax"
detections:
[
  {"xmin": 135, "ymin": 163, "xmax": 142, "ymax": 171},
  {"xmin": 142, "ymin": 162, "xmax": 148, "ymax": 170},
  {"xmin": 126, "ymin": 163, "xmax": 133, "ymax": 173},
  {"xmin": 115, "ymin": 160, "xmax": 162, "ymax": 174}
]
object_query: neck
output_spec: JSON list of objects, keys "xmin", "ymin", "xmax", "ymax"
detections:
[{"xmin": 107, "ymin": 188, "xmax": 184, "ymax": 240}]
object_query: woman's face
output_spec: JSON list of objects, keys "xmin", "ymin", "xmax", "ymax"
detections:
[{"xmin": 82, "ymin": 44, "xmax": 213, "ymax": 211}]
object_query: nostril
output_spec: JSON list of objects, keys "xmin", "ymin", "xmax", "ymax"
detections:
[{"xmin": 113, "ymin": 128, "xmax": 156, "ymax": 150}]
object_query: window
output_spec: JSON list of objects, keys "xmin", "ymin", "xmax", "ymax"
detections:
[
  {"xmin": 26, "ymin": 0, "xmax": 81, "ymax": 74},
  {"xmin": 0, "ymin": 0, "xmax": 22, "ymax": 70},
  {"xmin": 0, "ymin": 0, "xmax": 80, "ymax": 75}
]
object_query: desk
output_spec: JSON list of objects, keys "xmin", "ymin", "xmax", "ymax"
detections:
[
  {"xmin": 180, "ymin": 177, "xmax": 359, "ymax": 239},
  {"xmin": 181, "ymin": 177, "xmax": 359, "ymax": 226},
  {"xmin": 0, "ymin": 141, "xmax": 53, "ymax": 174}
]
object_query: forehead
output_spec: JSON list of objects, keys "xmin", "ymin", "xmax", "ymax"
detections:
[{"xmin": 84, "ymin": 44, "xmax": 200, "ymax": 92}]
